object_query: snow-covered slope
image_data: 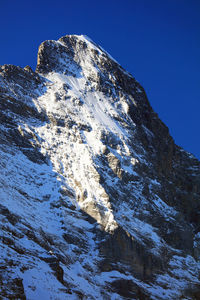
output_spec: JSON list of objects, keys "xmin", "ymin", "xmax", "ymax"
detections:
[{"xmin": 0, "ymin": 35, "xmax": 200, "ymax": 299}]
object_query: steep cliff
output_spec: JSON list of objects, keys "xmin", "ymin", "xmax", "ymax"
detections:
[{"xmin": 0, "ymin": 35, "xmax": 200, "ymax": 299}]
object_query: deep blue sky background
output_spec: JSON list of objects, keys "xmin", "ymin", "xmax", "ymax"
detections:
[{"xmin": 1, "ymin": 0, "xmax": 200, "ymax": 159}]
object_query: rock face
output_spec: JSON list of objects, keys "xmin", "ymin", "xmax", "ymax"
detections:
[{"xmin": 0, "ymin": 35, "xmax": 200, "ymax": 299}]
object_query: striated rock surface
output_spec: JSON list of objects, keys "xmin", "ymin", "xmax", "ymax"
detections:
[{"xmin": 0, "ymin": 35, "xmax": 200, "ymax": 299}]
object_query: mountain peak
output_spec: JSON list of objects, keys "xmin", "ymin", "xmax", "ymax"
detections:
[
  {"xmin": 36, "ymin": 34, "xmax": 110, "ymax": 75},
  {"xmin": 0, "ymin": 34, "xmax": 200, "ymax": 299},
  {"xmin": 36, "ymin": 35, "xmax": 132, "ymax": 86},
  {"xmin": 35, "ymin": 35, "xmax": 149, "ymax": 120}
]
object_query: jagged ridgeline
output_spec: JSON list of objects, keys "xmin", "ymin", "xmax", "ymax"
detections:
[{"xmin": 0, "ymin": 35, "xmax": 200, "ymax": 299}]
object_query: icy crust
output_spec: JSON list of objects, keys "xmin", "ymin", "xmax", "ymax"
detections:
[{"xmin": 33, "ymin": 72, "xmax": 124, "ymax": 232}]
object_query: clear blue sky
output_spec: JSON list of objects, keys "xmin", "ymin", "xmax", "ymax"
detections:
[{"xmin": 1, "ymin": 0, "xmax": 200, "ymax": 159}]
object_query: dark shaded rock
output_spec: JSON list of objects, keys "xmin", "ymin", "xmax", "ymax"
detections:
[
  {"xmin": 98, "ymin": 226, "xmax": 164, "ymax": 281},
  {"xmin": 110, "ymin": 279, "xmax": 148, "ymax": 299},
  {"xmin": 0, "ymin": 277, "xmax": 26, "ymax": 300},
  {"xmin": 0, "ymin": 204, "xmax": 21, "ymax": 225}
]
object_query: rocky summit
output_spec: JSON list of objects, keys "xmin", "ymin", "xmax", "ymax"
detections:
[{"xmin": 0, "ymin": 35, "xmax": 200, "ymax": 299}]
